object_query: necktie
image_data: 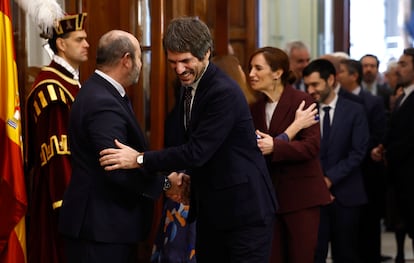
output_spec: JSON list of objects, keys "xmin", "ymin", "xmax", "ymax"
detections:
[
  {"xmin": 395, "ymin": 91, "xmax": 406, "ymax": 110},
  {"xmin": 184, "ymin": 86, "xmax": 193, "ymax": 129},
  {"xmin": 322, "ymin": 106, "xmax": 331, "ymax": 145}
]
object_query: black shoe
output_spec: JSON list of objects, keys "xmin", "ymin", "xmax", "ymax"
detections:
[
  {"xmin": 395, "ymin": 254, "xmax": 405, "ymax": 263},
  {"xmin": 381, "ymin": 254, "xmax": 392, "ymax": 262}
]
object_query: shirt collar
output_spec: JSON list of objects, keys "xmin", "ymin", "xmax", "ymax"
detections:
[
  {"xmin": 320, "ymin": 92, "xmax": 338, "ymax": 111},
  {"xmin": 53, "ymin": 55, "xmax": 80, "ymax": 80},
  {"xmin": 95, "ymin": 70, "xmax": 126, "ymax": 97},
  {"xmin": 403, "ymin": 84, "xmax": 414, "ymax": 98},
  {"xmin": 352, "ymin": 86, "xmax": 361, "ymax": 95},
  {"xmin": 188, "ymin": 61, "xmax": 209, "ymax": 92}
]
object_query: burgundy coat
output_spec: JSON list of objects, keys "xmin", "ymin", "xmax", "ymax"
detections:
[
  {"xmin": 26, "ymin": 61, "xmax": 80, "ymax": 263},
  {"xmin": 250, "ymin": 85, "xmax": 331, "ymax": 214}
]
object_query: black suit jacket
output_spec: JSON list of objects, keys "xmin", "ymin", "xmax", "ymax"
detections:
[
  {"xmin": 385, "ymin": 91, "xmax": 414, "ymax": 202},
  {"xmin": 144, "ymin": 63, "xmax": 278, "ymax": 229},
  {"xmin": 59, "ymin": 72, "xmax": 163, "ymax": 243}
]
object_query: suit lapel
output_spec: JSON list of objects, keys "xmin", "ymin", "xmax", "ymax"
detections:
[
  {"xmin": 268, "ymin": 86, "xmax": 293, "ymax": 135},
  {"xmin": 93, "ymin": 73, "xmax": 148, "ymax": 149},
  {"xmin": 253, "ymin": 96, "xmax": 268, "ymax": 132},
  {"xmin": 329, "ymin": 96, "xmax": 346, "ymax": 144}
]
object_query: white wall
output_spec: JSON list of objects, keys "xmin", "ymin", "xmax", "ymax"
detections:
[{"xmin": 259, "ymin": 0, "xmax": 319, "ymax": 57}]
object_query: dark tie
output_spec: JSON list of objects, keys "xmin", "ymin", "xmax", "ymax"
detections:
[
  {"xmin": 394, "ymin": 91, "xmax": 406, "ymax": 111},
  {"xmin": 184, "ymin": 86, "xmax": 193, "ymax": 129},
  {"xmin": 322, "ymin": 106, "xmax": 331, "ymax": 145}
]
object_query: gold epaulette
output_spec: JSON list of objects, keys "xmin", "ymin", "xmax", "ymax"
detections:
[{"xmin": 28, "ymin": 81, "xmax": 75, "ymax": 123}]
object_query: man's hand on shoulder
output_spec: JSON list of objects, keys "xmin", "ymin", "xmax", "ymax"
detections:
[{"xmin": 99, "ymin": 139, "xmax": 140, "ymax": 170}]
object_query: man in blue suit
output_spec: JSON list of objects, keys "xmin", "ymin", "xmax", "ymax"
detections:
[
  {"xmin": 99, "ymin": 17, "xmax": 277, "ymax": 262},
  {"xmin": 337, "ymin": 59, "xmax": 388, "ymax": 263},
  {"xmin": 303, "ymin": 59, "xmax": 369, "ymax": 263},
  {"xmin": 59, "ymin": 30, "xmax": 184, "ymax": 263}
]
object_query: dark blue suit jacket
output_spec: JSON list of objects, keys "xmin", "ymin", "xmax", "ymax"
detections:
[
  {"xmin": 358, "ymin": 89, "xmax": 387, "ymax": 151},
  {"xmin": 357, "ymin": 89, "xmax": 387, "ymax": 201},
  {"xmin": 320, "ymin": 96, "xmax": 369, "ymax": 207},
  {"xmin": 144, "ymin": 63, "xmax": 278, "ymax": 229},
  {"xmin": 59, "ymin": 72, "xmax": 163, "ymax": 243}
]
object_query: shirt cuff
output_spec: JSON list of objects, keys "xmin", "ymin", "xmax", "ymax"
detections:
[{"xmin": 276, "ymin": 132, "xmax": 289, "ymax": 142}]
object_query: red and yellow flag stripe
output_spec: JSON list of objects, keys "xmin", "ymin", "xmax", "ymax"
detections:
[{"xmin": 0, "ymin": 0, "xmax": 28, "ymax": 262}]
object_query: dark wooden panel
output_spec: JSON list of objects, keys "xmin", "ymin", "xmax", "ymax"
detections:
[
  {"xmin": 214, "ymin": 0, "xmax": 229, "ymax": 56},
  {"xmin": 333, "ymin": 0, "xmax": 350, "ymax": 53}
]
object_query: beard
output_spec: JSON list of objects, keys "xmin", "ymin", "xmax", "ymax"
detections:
[
  {"xmin": 363, "ymin": 72, "xmax": 376, "ymax": 83},
  {"xmin": 129, "ymin": 62, "xmax": 141, "ymax": 85}
]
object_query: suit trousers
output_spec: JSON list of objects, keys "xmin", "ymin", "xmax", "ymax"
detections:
[
  {"xmin": 195, "ymin": 215, "xmax": 274, "ymax": 263},
  {"xmin": 64, "ymin": 236, "xmax": 137, "ymax": 263},
  {"xmin": 271, "ymin": 206, "xmax": 320, "ymax": 263},
  {"xmin": 315, "ymin": 201, "xmax": 362, "ymax": 263}
]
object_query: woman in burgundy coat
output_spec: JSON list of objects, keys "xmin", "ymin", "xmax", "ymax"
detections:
[{"xmin": 248, "ymin": 47, "xmax": 332, "ymax": 263}]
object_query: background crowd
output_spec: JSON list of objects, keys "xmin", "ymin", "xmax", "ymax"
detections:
[{"xmin": 3, "ymin": 6, "xmax": 414, "ymax": 263}]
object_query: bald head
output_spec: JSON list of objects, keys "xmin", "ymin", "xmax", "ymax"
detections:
[
  {"xmin": 96, "ymin": 30, "xmax": 140, "ymax": 69},
  {"xmin": 96, "ymin": 30, "xmax": 142, "ymax": 87}
]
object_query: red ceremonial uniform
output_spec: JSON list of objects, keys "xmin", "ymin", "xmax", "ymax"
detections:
[{"xmin": 26, "ymin": 60, "xmax": 80, "ymax": 263}]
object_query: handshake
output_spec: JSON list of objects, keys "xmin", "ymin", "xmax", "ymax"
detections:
[{"xmin": 165, "ymin": 172, "xmax": 191, "ymax": 205}]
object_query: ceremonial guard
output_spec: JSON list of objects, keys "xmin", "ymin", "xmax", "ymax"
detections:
[{"xmin": 25, "ymin": 13, "xmax": 89, "ymax": 263}]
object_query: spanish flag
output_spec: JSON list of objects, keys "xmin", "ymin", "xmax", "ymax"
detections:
[{"xmin": 0, "ymin": 0, "xmax": 28, "ymax": 262}]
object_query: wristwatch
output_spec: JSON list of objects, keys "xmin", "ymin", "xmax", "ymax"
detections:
[
  {"xmin": 163, "ymin": 176, "xmax": 172, "ymax": 191},
  {"xmin": 136, "ymin": 154, "xmax": 144, "ymax": 166}
]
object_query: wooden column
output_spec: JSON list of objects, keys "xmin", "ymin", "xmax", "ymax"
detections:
[
  {"xmin": 214, "ymin": 0, "xmax": 229, "ymax": 55},
  {"xmin": 149, "ymin": 0, "xmax": 167, "ymax": 150},
  {"xmin": 333, "ymin": 0, "xmax": 350, "ymax": 53}
]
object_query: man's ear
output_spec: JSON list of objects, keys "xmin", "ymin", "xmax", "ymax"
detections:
[
  {"xmin": 204, "ymin": 49, "xmax": 211, "ymax": 60},
  {"xmin": 121, "ymin": 52, "xmax": 132, "ymax": 68},
  {"xmin": 55, "ymin": 38, "xmax": 65, "ymax": 52},
  {"xmin": 327, "ymin": 74, "xmax": 335, "ymax": 87}
]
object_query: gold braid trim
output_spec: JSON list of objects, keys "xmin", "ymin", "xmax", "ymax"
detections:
[
  {"xmin": 41, "ymin": 66, "xmax": 80, "ymax": 86},
  {"xmin": 40, "ymin": 135, "xmax": 71, "ymax": 167},
  {"xmin": 52, "ymin": 200, "xmax": 63, "ymax": 210}
]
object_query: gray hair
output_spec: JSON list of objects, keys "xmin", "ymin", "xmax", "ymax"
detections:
[
  {"xmin": 163, "ymin": 17, "xmax": 213, "ymax": 60},
  {"xmin": 284, "ymin": 40, "xmax": 310, "ymax": 56},
  {"xmin": 385, "ymin": 60, "xmax": 398, "ymax": 73}
]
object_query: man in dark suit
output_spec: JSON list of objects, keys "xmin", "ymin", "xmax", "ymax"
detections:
[
  {"xmin": 303, "ymin": 59, "xmax": 369, "ymax": 263},
  {"xmin": 58, "ymin": 30, "xmax": 184, "ymax": 263},
  {"xmin": 372, "ymin": 48, "xmax": 414, "ymax": 255},
  {"xmin": 285, "ymin": 40, "xmax": 311, "ymax": 92},
  {"xmin": 337, "ymin": 59, "xmax": 388, "ymax": 263},
  {"xmin": 360, "ymin": 54, "xmax": 392, "ymax": 112},
  {"xmin": 99, "ymin": 17, "xmax": 277, "ymax": 262}
]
